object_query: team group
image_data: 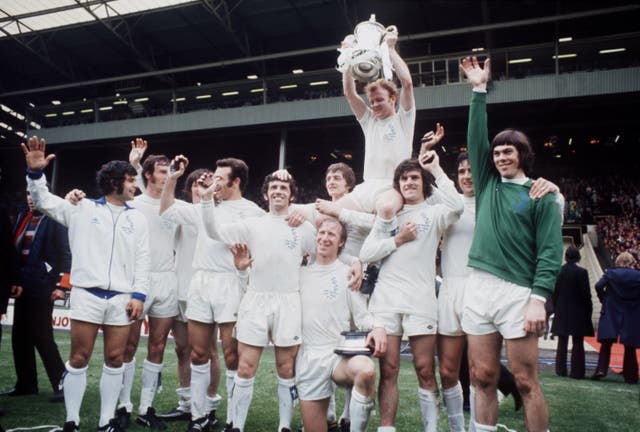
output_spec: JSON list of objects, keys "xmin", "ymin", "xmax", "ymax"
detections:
[{"xmin": 21, "ymin": 30, "xmax": 563, "ymax": 432}]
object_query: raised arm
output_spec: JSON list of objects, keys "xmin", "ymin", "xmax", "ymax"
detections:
[
  {"xmin": 198, "ymin": 172, "xmax": 248, "ymax": 244},
  {"xmin": 342, "ymin": 68, "xmax": 368, "ymax": 120},
  {"xmin": 129, "ymin": 137, "xmax": 148, "ymax": 190},
  {"xmin": 386, "ymin": 30, "xmax": 414, "ymax": 112},
  {"xmin": 420, "ymin": 151, "xmax": 464, "ymax": 221},
  {"xmin": 159, "ymin": 155, "xmax": 188, "ymax": 215}
]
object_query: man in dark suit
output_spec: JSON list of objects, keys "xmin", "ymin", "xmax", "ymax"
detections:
[
  {"xmin": 0, "ymin": 188, "xmax": 70, "ymax": 400},
  {"xmin": 551, "ymin": 246, "xmax": 594, "ymax": 379}
]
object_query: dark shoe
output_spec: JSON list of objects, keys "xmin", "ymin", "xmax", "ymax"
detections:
[
  {"xmin": 327, "ymin": 420, "xmax": 339, "ymax": 432},
  {"xmin": 280, "ymin": 429, "xmax": 291, "ymax": 432},
  {"xmin": 229, "ymin": 429, "xmax": 240, "ymax": 432},
  {"xmin": 0, "ymin": 388, "xmax": 38, "ymax": 397},
  {"xmin": 339, "ymin": 418, "xmax": 351, "ymax": 432},
  {"xmin": 63, "ymin": 421, "xmax": 79, "ymax": 432},
  {"xmin": 115, "ymin": 407, "xmax": 131, "ymax": 430},
  {"xmin": 512, "ymin": 388, "xmax": 522, "ymax": 412},
  {"xmin": 156, "ymin": 406, "xmax": 190, "ymax": 421},
  {"xmin": 188, "ymin": 416, "xmax": 210, "ymax": 432},
  {"xmin": 223, "ymin": 423, "xmax": 233, "ymax": 432},
  {"xmin": 136, "ymin": 408, "xmax": 167, "ymax": 430},
  {"xmin": 207, "ymin": 410, "xmax": 219, "ymax": 428},
  {"xmin": 49, "ymin": 389, "xmax": 65, "ymax": 403},
  {"xmin": 97, "ymin": 418, "xmax": 125, "ymax": 432},
  {"xmin": 591, "ymin": 370, "xmax": 607, "ymax": 380}
]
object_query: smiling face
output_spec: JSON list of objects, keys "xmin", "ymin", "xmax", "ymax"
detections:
[
  {"xmin": 367, "ymin": 87, "xmax": 396, "ymax": 119},
  {"xmin": 315, "ymin": 219, "xmax": 345, "ymax": 262},
  {"xmin": 325, "ymin": 170, "xmax": 349, "ymax": 200},
  {"xmin": 457, "ymin": 159, "xmax": 474, "ymax": 197},
  {"xmin": 398, "ymin": 169, "xmax": 425, "ymax": 205},
  {"xmin": 492, "ymin": 144, "xmax": 525, "ymax": 179},
  {"xmin": 112, "ymin": 174, "xmax": 138, "ymax": 203},
  {"xmin": 264, "ymin": 180, "xmax": 292, "ymax": 213}
]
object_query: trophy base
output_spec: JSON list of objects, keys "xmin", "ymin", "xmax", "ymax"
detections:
[{"xmin": 334, "ymin": 331, "xmax": 373, "ymax": 356}]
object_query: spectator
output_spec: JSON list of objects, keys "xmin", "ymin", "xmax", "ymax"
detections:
[
  {"xmin": 591, "ymin": 251, "xmax": 640, "ymax": 384},
  {"xmin": 551, "ymin": 246, "xmax": 594, "ymax": 379}
]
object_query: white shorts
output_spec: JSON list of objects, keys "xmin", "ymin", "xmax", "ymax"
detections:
[
  {"xmin": 144, "ymin": 271, "xmax": 179, "ymax": 318},
  {"xmin": 437, "ymin": 276, "xmax": 467, "ymax": 336},
  {"xmin": 348, "ymin": 180, "xmax": 393, "ymax": 213},
  {"xmin": 295, "ymin": 346, "xmax": 342, "ymax": 401},
  {"xmin": 175, "ymin": 300, "xmax": 188, "ymax": 323},
  {"xmin": 373, "ymin": 312, "xmax": 437, "ymax": 337},
  {"xmin": 69, "ymin": 287, "xmax": 132, "ymax": 326},
  {"xmin": 235, "ymin": 290, "xmax": 302, "ymax": 347},
  {"xmin": 461, "ymin": 268, "xmax": 531, "ymax": 339},
  {"xmin": 186, "ymin": 270, "xmax": 242, "ymax": 324}
]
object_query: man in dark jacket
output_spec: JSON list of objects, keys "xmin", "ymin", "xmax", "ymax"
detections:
[
  {"xmin": 0, "ymin": 188, "xmax": 70, "ymax": 399},
  {"xmin": 551, "ymin": 246, "xmax": 594, "ymax": 379},
  {"xmin": 591, "ymin": 251, "xmax": 640, "ymax": 384}
]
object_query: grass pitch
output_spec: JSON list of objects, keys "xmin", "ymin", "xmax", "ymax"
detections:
[{"xmin": 0, "ymin": 330, "xmax": 638, "ymax": 431}]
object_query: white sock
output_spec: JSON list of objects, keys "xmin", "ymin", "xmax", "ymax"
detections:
[
  {"xmin": 63, "ymin": 362, "xmax": 88, "ymax": 425},
  {"xmin": 277, "ymin": 376, "xmax": 297, "ymax": 431},
  {"xmin": 139, "ymin": 359, "xmax": 163, "ymax": 415},
  {"xmin": 443, "ymin": 382, "xmax": 465, "ymax": 432},
  {"xmin": 226, "ymin": 369, "xmax": 237, "ymax": 424},
  {"xmin": 232, "ymin": 375, "xmax": 255, "ymax": 432},
  {"xmin": 377, "ymin": 427, "xmax": 396, "ymax": 432},
  {"xmin": 327, "ymin": 392, "xmax": 337, "ymax": 423},
  {"xmin": 418, "ymin": 387, "xmax": 439, "ymax": 432},
  {"xmin": 176, "ymin": 386, "xmax": 191, "ymax": 413},
  {"xmin": 349, "ymin": 388, "xmax": 373, "ymax": 432},
  {"xmin": 99, "ymin": 364, "xmax": 125, "ymax": 427},
  {"xmin": 206, "ymin": 393, "xmax": 222, "ymax": 413},
  {"xmin": 468, "ymin": 386, "xmax": 476, "ymax": 432},
  {"xmin": 473, "ymin": 423, "xmax": 497, "ymax": 431},
  {"xmin": 341, "ymin": 387, "xmax": 352, "ymax": 421},
  {"xmin": 118, "ymin": 358, "xmax": 136, "ymax": 412},
  {"xmin": 190, "ymin": 361, "xmax": 210, "ymax": 420}
]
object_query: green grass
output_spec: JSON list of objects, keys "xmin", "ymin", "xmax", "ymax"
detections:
[{"xmin": 0, "ymin": 330, "xmax": 638, "ymax": 431}]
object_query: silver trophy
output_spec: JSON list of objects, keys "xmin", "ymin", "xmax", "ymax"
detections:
[
  {"xmin": 337, "ymin": 14, "xmax": 397, "ymax": 83},
  {"xmin": 334, "ymin": 330, "xmax": 374, "ymax": 356}
]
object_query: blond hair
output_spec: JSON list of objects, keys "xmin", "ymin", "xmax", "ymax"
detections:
[
  {"xmin": 364, "ymin": 78, "xmax": 398, "ymax": 99},
  {"xmin": 615, "ymin": 251, "xmax": 636, "ymax": 267}
]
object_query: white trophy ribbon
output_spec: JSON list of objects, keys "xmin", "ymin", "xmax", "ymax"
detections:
[{"xmin": 337, "ymin": 14, "xmax": 396, "ymax": 82}]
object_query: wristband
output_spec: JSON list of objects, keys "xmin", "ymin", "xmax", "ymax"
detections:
[
  {"xmin": 26, "ymin": 168, "xmax": 44, "ymax": 179},
  {"xmin": 131, "ymin": 292, "xmax": 146, "ymax": 302}
]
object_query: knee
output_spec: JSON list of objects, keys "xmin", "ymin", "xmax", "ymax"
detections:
[
  {"xmin": 381, "ymin": 359, "xmax": 400, "ymax": 381},
  {"xmin": 471, "ymin": 365, "xmax": 499, "ymax": 389},
  {"xmin": 513, "ymin": 371, "xmax": 537, "ymax": 396},
  {"xmin": 104, "ymin": 351, "xmax": 124, "ymax": 368},
  {"xmin": 356, "ymin": 360, "xmax": 376, "ymax": 386},
  {"xmin": 276, "ymin": 361, "xmax": 295, "ymax": 379},
  {"xmin": 68, "ymin": 352, "xmax": 90, "ymax": 369},
  {"xmin": 174, "ymin": 339, "xmax": 190, "ymax": 359},
  {"xmin": 190, "ymin": 345, "xmax": 209, "ymax": 365},
  {"xmin": 439, "ymin": 362, "xmax": 459, "ymax": 387},
  {"xmin": 223, "ymin": 349, "xmax": 238, "ymax": 370}
]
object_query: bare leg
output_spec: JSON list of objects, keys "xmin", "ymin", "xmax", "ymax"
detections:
[
  {"xmin": 378, "ymin": 335, "xmax": 401, "ymax": 427},
  {"xmin": 467, "ymin": 333, "xmax": 502, "ymax": 426}
]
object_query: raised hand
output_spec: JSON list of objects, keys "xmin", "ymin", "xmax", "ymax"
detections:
[
  {"xmin": 196, "ymin": 172, "xmax": 217, "ymax": 200},
  {"xmin": 21, "ymin": 135, "xmax": 55, "ymax": 170},
  {"xmin": 384, "ymin": 25, "xmax": 398, "ymax": 49},
  {"xmin": 459, "ymin": 56, "xmax": 491, "ymax": 90},
  {"xmin": 169, "ymin": 155, "xmax": 189, "ymax": 180},
  {"xmin": 272, "ymin": 169, "xmax": 292, "ymax": 182},
  {"xmin": 419, "ymin": 123, "xmax": 445, "ymax": 154},
  {"xmin": 129, "ymin": 138, "xmax": 148, "ymax": 168}
]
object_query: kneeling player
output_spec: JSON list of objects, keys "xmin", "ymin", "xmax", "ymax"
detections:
[{"xmin": 297, "ymin": 219, "xmax": 386, "ymax": 432}]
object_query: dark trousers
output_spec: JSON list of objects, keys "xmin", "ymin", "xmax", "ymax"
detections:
[
  {"xmin": 595, "ymin": 338, "xmax": 639, "ymax": 384},
  {"xmin": 11, "ymin": 296, "xmax": 65, "ymax": 393},
  {"xmin": 555, "ymin": 335, "xmax": 585, "ymax": 378}
]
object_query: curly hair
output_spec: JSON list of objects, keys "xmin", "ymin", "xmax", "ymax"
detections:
[{"xmin": 96, "ymin": 160, "xmax": 138, "ymax": 195}]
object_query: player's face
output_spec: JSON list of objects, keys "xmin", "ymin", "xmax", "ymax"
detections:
[
  {"xmin": 118, "ymin": 174, "xmax": 138, "ymax": 202},
  {"xmin": 147, "ymin": 162, "xmax": 169, "ymax": 192},
  {"xmin": 213, "ymin": 166, "xmax": 234, "ymax": 201},
  {"xmin": 493, "ymin": 144, "xmax": 525, "ymax": 179},
  {"xmin": 398, "ymin": 169, "xmax": 424, "ymax": 205},
  {"xmin": 457, "ymin": 159, "xmax": 474, "ymax": 197},
  {"xmin": 190, "ymin": 180, "xmax": 201, "ymax": 203},
  {"xmin": 316, "ymin": 220, "xmax": 344, "ymax": 260},
  {"xmin": 367, "ymin": 87, "xmax": 396, "ymax": 119},
  {"xmin": 325, "ymin": 170, "xmax": 349, "ymax": 200},
  {"xmin": 266, "ymin": 180, "xmax": 292, "ymax": 211}
]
